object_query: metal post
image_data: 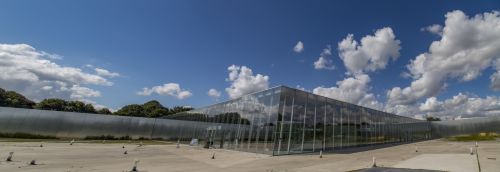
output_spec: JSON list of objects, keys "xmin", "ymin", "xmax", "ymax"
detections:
[{"xmin": 6, "ymin": 152, "xmax": 13, "ymax": 162}]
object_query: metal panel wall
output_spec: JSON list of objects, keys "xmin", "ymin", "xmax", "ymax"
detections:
[
  {"xmin": 431, "ymin": 116, "xmax": 500, "ymax": 137},
  {"xmin": 0, "ymin": 107, "xmax": 155, "ymax": 139}
]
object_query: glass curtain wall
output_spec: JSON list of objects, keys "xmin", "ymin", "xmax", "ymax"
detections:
[
  {"xmin": 273, "ymin": 87, "xmax": 431, "ymax": 155},
  {"xmin": 166, "ymin": 86, "xmax": 282, "ymax": 155},
  {"xmin": 166, "ymin": 86, "xmax": 431, "ymax": 156}
]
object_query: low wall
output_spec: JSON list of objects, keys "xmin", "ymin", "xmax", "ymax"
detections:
[
  {"xmin": 0, "ymin": 107, "xmax": 208, "ymax": 140},
  {"xmin": 431, "ymin": 116, "xmax": 500, "ymax": 137},
  {"xmin": 2, "ymin": 106, "xmax": 499, "ymax": 141}
]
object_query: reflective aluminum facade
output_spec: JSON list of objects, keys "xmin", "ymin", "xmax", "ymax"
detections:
[{"xmin": 166, "ymin": 86, "xmax": 432, "ymax": 155}]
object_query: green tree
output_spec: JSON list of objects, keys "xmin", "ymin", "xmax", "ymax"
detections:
[
  {"xmin": 34, "ymin": 98, "xmax": 68, "ymax": 111},
  {"xmin": 83, "ymin": 103, "xmax": 96, "ymax": 113},
  {"xmin": 0, "ymin": 88, "xmax": 202, "ymax": 117},
  {"xmin": 170, "ymin": 106, "xmax": 194, "ymax": 115},
  {"xmin": 65, "ymin": 101, "xmax": 86, "ymax": 112},
  {"xmin": 0, "ymin": 88, "xmax": 6, "ymax": 106},
  {"xmin": 426, "ymin": 116, "xmax": 441, "ymax": 121},
  {"xmin": 0, "ymin": 88, "xmax": 35, "ymax": 108},
  {"xmin": 97, "ymin": 108, "xmax": 112, "ymax": 114},
  {"xmin": 114, "ymin": 104, "xmax": 144, "ymax": 117},
  {"xmin": 58, "ymin": 101, "xmax": 96, "ymax": 113},
  {"xmin": 142, "ymin": 100, "xmax": 169, "ymax": 118},
  {"xmin": 149, "ymin": 108, "xmax": 169, "ymax": 118},
  {"xmin": 112, "ymin": 100, "xmax": 194, "ymax": 118}
]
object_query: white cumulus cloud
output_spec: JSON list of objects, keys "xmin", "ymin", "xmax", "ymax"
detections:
[
  {"xmin": 491, "ymin": 72, "xmax": 500, "ymax": 91},
  {"xmin": 313, "ymin": 74, "xmax": 382, "ymax": 109},
  {"xmin": 207, "ymin": 88, "xmax": 221, "ymax": 99},
  {"xmin": 415, "ymin": 93, "xmax": 500, "ymax": 119},
  {"xmin": 338, "ymin": 27, "xmax": 401, "ymax": 75},
  {"xmin": 225, "ymin": 65, "xmax": 269, "ymax": 99},
  {"xmin": 421, "ymin": 24, "xmax": 443, "ymax": 35},
  {"xmin": 419, "ymin": 97, "xmax": 443, "ymax": 112},
  {"xmin": 137, "ymin": 83, "xmax": 192, "ymax": 100},
  {"xmin": 41, "ymin": 86, "xmax": 53, "ymax": 91},
  {"xmin": 293, "ymin": 41, "xmax": 304, "ymax": 53},
  {"xmin": 95, "ymin": 68, "xmax": 120, "ymax": 78},
  {"xmin": 68, "ymin": 85, "xmax": 101, "ymax": 100},
  {"xmin": 491, "ymin": 60, "xmax": 500, "ymax": 91},
  {"xmin": 313, "ymin": 45, "xmax": 335, "ymax": 70},
  {"xmin": 313, "ymin": 27, "xmax": 400, "ymax": 110},
  {"xmin": 387, "ymin": 10, "xmax": 500, "ymax": 106},
  {"xmin": 0, "ymin": 43, "xmax": 113, "ymax": 105}
]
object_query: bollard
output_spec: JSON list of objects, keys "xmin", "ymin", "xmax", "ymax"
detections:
[
  {"xmin": 372, "ymin": 156, "xmax": 377, "ymax": 167},
  {"xmin": 6, "ymin": 152, "xmax": 13, "ymax": 162},
  {"xmin": 40, "ymin": 143, "xmax": 43, "ymax": 148},
  {"xmin": 70, "ymin": 139, "xmax": 75, "ymax": 145},
  {"xmin": 415, "ymin": 146, "xmax": 418, "ymax": 152},
  {"xmin": 211, "ymin": 152, "xmax": 216, "ymax": 159},
  {"xmin": 29, "ymin": 159, "xmax": 37, "ymax": 165},
  {"xmin": 475, "ymin": 142, "xmax": 478, "ymax": 147},
  {"xmin": 470, "ymin": 147, "xmax": 474, "ymax": 155},
  {"xmin": 130, "ymin": 159, "xmax": 139, "ymax": 172},
  {"xmin": 319, "ymin": 150, "xmax": 323, "ymax": 158},
  {"xmin": 177, "ymin": 139, "xmax": 180, "ymax": 149}
]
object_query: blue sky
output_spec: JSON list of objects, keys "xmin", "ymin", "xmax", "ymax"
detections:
[{"xmin": 1, "ymin": 0, "xmax": 500, "ymax": 119}]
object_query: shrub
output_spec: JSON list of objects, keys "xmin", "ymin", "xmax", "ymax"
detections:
[
  {"xmin": 0, "ymin": 132, "xmax": 57, "ymax": 139},
  {"xmin": 84, "ymin": 135, "xmax": 134, "ymax": 140},
  {"xmin": 447, "ymin": 134, "xmax": 497, "ymax": 141}
]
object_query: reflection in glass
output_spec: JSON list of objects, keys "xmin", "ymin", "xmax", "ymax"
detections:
[{"xmin": 0, "ymin": 86, "xmax": 435, "ymax": 156}]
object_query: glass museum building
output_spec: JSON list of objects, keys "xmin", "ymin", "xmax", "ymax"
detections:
[{"xmin": 166, "ymin": 86, "xmax": 432, "ymax": 155}]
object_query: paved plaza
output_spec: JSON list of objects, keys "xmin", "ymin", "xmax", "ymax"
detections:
[{"xmin": 0, "ymin": 139, "xmax": 498, "ymax": 172}]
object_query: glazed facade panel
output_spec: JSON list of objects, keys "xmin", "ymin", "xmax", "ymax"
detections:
[
  {"xmin": 169, "ymin": 86, "xmax": 432, "ymax": 155},
  {"xmin": 166, "ymin": 87, "xmax": 282, "ymax": 155},
  {"xmin": 0, "ymin": 86, "xmax": 437, "ymax": 156},
  {"xmin": 431, "ymin": 116, "xmax": 500, "ymax": 137},
  {"xmin": 270, "ymin": 87, "xmax": 432, "ymax": 155}
]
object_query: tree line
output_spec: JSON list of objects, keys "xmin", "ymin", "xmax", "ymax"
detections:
[
  {"xmin": 0, "ymin": 88, "xmax": 193, "ymax": 118},
  {"xmin": 426, "ymin": 116, "xmax": 441, "ymax": 121}
]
